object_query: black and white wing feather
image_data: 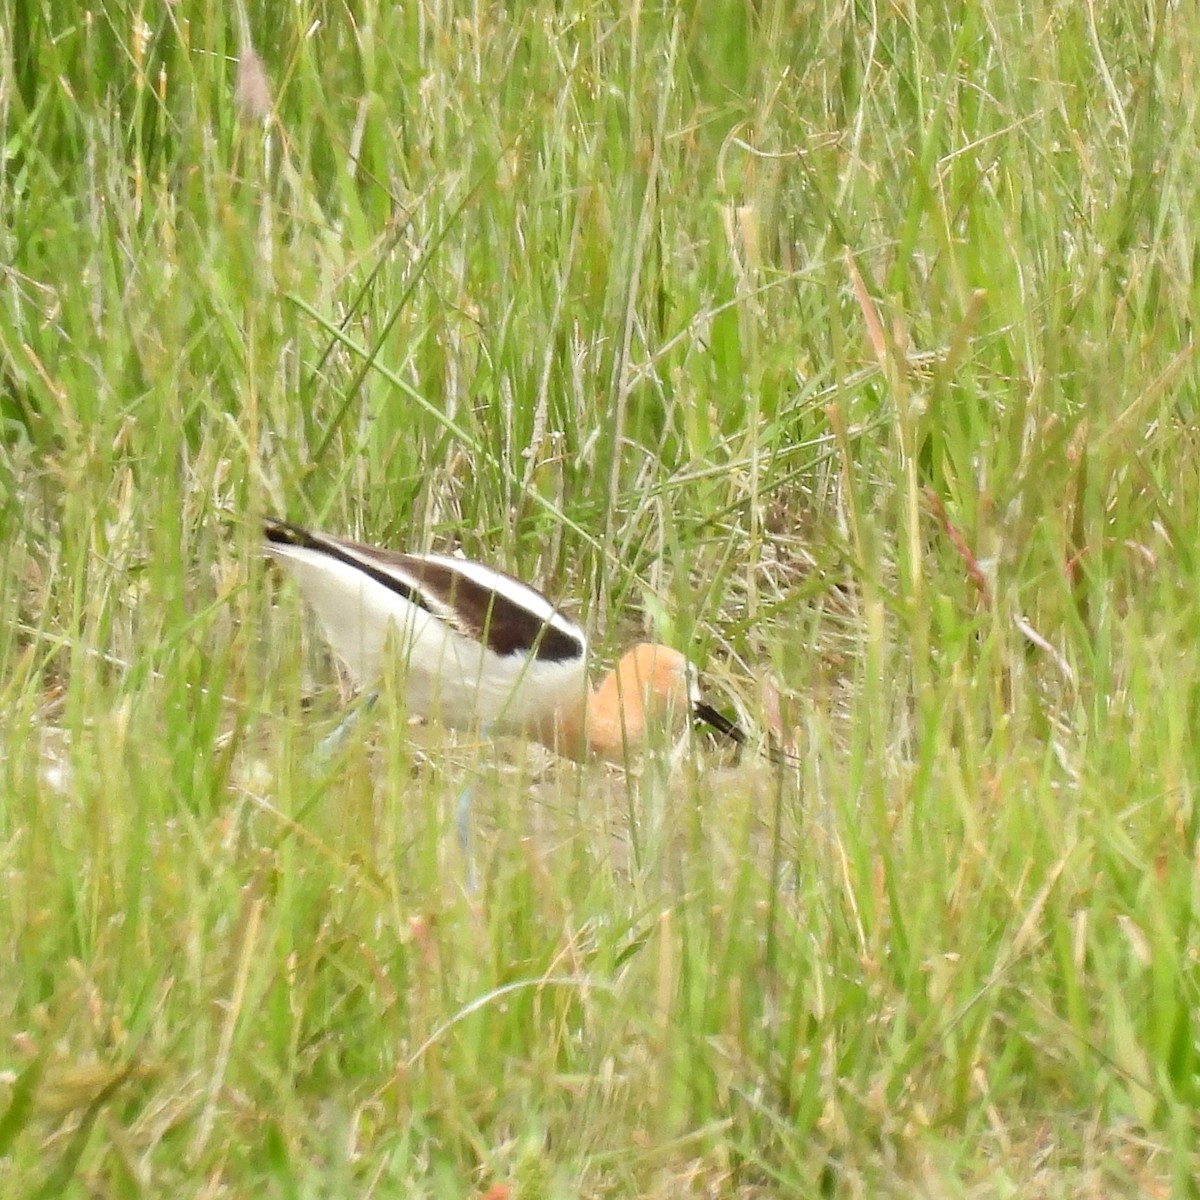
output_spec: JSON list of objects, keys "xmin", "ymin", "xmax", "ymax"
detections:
[{"xmin": 264, "ymin": 518, "xmax": 588, "ymax": 731}]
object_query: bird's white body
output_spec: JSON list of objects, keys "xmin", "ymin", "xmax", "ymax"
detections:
[{"xmin": 265, "ymin": 526, "xmax": 589, "ymax": 736}]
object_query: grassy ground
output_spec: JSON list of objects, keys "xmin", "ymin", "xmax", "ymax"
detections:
[{"xmin": 2, "ymin": 0, "xmax": 1198, "ymax": 1195}]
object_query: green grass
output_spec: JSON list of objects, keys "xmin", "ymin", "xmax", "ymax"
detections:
[{"xmin": 2, "ymin": 0, "xmax": 1198, "ymax": 1194}]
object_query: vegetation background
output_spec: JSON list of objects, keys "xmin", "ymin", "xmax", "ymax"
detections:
[{"xmin": 2, "ymin": 0, "xmax": 1197, "ymax": 1195}]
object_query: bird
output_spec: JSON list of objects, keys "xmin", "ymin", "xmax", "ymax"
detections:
[{"xmin": 262, "ymin": 517, "xmax": 745, "ymax": 761}]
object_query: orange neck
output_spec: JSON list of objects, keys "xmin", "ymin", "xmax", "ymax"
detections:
[{"xmin": 542, "ymin": 643, "xmax": 690, "ymax": 762}]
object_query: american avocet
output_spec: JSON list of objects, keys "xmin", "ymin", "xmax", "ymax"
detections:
[{"xmin": 263, "ymin": 518, "xmax": 744, "ymax": 760}]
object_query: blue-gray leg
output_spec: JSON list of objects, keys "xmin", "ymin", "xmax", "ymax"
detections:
[
  {"xmin": 455, "ymin": 782, "xmax": 476, "ymax": 893},
  {"xmin": 314, "ymin": 696, "xmax": 480, "ymax": 891},
  {"xmin": 316, "ymin": 691, "xmax": 379, "ymax": 760},
  {"xmin": 455, "ymin": 725, "xmax": 491, "ymax": 893}
]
